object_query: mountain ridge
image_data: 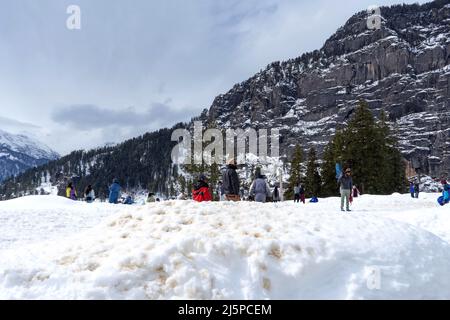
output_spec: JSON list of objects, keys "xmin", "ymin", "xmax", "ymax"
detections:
[
  {"xmin": 0, "ymin": 130, "xmax": 59, "ymax": 182},
  {"xmin": 204, "ymin": 0, "xmax": 449, "ymax": 177},
  {"xmin": 1, "ymin": 0, "xmax": 449, "ymax": 198}
]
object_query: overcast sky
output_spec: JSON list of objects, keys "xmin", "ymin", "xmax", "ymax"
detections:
[{"xmin": 0, "ymin": 0, "xmax": 428, "ymax": 155}]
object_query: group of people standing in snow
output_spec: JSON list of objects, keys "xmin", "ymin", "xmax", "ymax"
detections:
[
  {"xmin": 63, "ymin": 158, "xmax": 362, "ymax": 210},
  {"xmin": 64, "ymin": 162, "xmax": 447, "ymax": 210},
  {"xmin": 192, "ymin": 159, "xmax": 283, "ymax": 203},
  {"xmin": 193, "ymin": 159, "xmax": 241, "ymax": 202},
  {"xmin": 191, "ymin": 159, "xmax": 284, "ymax": 204},
  {"xmin": 66, "ymin": 183, "xmax": 97, "ymax": 202},
  {"xmin": 293, "ymin": 184, "xmax": 306, "ymax": 204},
  {"xmin": 65, "ymin": 178, "xmax": 135, "ymax": 205},
  {"xmin": 191, "ymin": 159, "xmax": 361, "ymax": 210}
]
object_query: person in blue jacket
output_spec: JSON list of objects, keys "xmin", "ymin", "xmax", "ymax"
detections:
[
  {"xmin": 123, "ymin": 195, "xmax": 133, "ymax": 205},
  {"xmin": 444, "ymin": 183, "xmax": 450, "ymax": 202},
  {"xmin": 109, "ymin": 178, "xmax": 121, "ymax": 204},
  {"xmin": 409, "ymin": 182, "xmax": 415, "ymax": 198},
  {"xmin": 441, "ymin": 180, "xmax": 450, "ymax": 205}
]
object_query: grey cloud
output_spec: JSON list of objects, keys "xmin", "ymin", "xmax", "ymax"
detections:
[
  {"xmin": 0, "ymin": 116, "xmax": 41, "ymax": 131},
  {"xmin": 51, "ymin": 103, "xmax": 193, "ymax": 131}
]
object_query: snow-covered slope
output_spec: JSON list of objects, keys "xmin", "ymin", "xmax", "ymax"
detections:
[
  {"xmin": 0, "ymin": 130, "xmax": 59, "ymax": 182},
  {"xmin": 0, "ymin": 193, "xmax": 449, "ymax": 299},
  {"xmin": 0, "ymin": 130, "xmax": 57, "ymax": 160}
]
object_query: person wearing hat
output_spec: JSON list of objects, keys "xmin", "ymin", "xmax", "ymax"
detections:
[
  {"xmin": 222, "ymin": 158, "xmax": 240, "ymax": 201},
  {"xmin": 338, "ymin": 168, "xmax": 353, "ymax": 212},
  {"xmin": 192, "ymin": 174, "xmax": 212, "ymax": 202}
]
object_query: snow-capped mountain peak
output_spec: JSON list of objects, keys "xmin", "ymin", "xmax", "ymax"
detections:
[
  {"xmin": 0, "ymin": 129, "xmax": 59, "ymax": 161},
  {"xmin": 0, "ymin": 130, "xmax": 59, "ymax": 182}
]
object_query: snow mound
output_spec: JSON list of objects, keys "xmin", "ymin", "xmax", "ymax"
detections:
[
  {"xmin": 2, "ymin": 195, "xmax": 80, "ymax": 208},
  {"xmin": 0, "ymin": 196, "xmax": 132, "ymax": 250},
  {"xmin": 1, "ymin": 195, "xmax": 450, "ymax": 299}
]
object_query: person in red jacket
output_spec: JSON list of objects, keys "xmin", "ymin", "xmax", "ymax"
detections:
[{"xmin": 192, "ymin": 174, "xmax": 212, "ymax": 202}]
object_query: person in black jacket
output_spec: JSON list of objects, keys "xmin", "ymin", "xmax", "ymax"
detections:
[
  {"xmin": 272, "ymin": 186, "xmax": 280, "ymax": 202},
  {"xmin": 414, "ymin": 182, "xmax": 420, "ymax": 199},
  {"xmin": 222, "ymin": 159, "xmax": 240, "ymax": 201}
]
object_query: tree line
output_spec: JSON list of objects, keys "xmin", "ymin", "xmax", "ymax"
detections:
[
  {"xmin": 0, "ymin": 100, "xmax": 407, "ymax": 201},
  {"xmin": 285, "ymin": 100, "xmax": 406, "ymax": 199}
]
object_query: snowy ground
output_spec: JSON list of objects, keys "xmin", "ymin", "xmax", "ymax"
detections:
[
  {"xmin": 0, "ymin": 196, "xmax": 129, "ymax": 250},
  {"xmin": 0, "ymin": 193, "xmax": 449, "ymax": 299}
]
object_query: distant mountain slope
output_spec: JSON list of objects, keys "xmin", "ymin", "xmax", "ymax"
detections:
[
  {"xmin": 0, "ymin": 127, "xmax": 178, "ymax": 199},
  {"xmin": 0, "ymin": 130, "xmax": 59, "ymax": 182},
  {"xmin": 1, "ymin": 0, "xmax": 449, "ymax": 199}
]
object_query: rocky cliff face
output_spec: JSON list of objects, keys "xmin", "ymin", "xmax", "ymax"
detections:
[{"xmin": 206, "ymin": 0, "xmax": 450, "ymax": 178}]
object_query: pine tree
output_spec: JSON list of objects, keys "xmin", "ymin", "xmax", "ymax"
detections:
[
  {"xmin": 378, "ymin": 110, "xmax": 406, "ymax": 193},
  {"xmin": 343, "ymin": 100, "xmax": 383, "ymax": 194},
  {"xmin": 285, "ymin": 145, "xmax": 303, "ymax": 199},
  {"xmin": 321, "ymin": 100, "xmax": 406, "ymax": 195},
  {"xmin": 305, "ymin": 147, "xmax": 322, "ymax": 198},
  {"xmin": 209, "ymin": 163, "xmax": 221, "ymax": 200},
  {"xmin": 186, "ymin": 179, "xmax": 193, "ymax": 199},
  {"xmin": 209, "ymin": 163, "xmax": 220, "ymax": 185},
  {"xmin": 178, "ymin": 175, "xmax": 186, "ymax": 194}
]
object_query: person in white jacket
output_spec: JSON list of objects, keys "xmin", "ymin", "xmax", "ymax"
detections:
[
  {"xmin": 84, "ymin": 185, "xmax": 95, "ymax": 203},
  {"xmin": 250, "ymin": 174, "xmax": 271, "ymax": 203}
]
